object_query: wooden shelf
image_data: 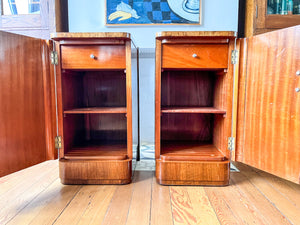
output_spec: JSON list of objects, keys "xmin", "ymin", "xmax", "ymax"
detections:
[
  {"xmin": 160, "ymin": 142, "xmax": 227, "ymax": 161},
  {"xmin": 161, "ymin": 107, "xmax": 226, "ymax": 114},
  {"xmin": 64, "ymin": 142, "xmax": 127, "ymax": 160},
  {"xmin": 64, "ymin": 107, "xmax": 127, "ymax": 114}
]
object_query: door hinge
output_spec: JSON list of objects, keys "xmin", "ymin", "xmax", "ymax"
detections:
[
  {"xmin": 231, "ymin": 50, "xmax": 239, "ymax": 65},
  {"xmin": 55, "ymin": 136, "xmax": 62, "ymax": 149},
  {"xmin": 51, "ymin": 51, "xmax": 58, "ymax": 65},
  {"xmin": 228, "ymin": 137, "xmax": 235, "ymax": 151}
]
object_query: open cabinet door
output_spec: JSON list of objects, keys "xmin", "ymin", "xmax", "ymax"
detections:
[
  {"xmin": 236, "ymin": 25, "xmax": 300, "ymax": 184},
  {"xmin": 0, "ymin": 31, "xmax": 56, "ymax": 177}
]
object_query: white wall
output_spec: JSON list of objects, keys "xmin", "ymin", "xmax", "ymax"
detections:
[{"xmin": 68, "ymin": 0, "xmax": 239, "ymax": 153}]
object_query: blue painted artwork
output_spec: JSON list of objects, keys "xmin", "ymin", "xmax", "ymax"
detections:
[{"xmin": 106, "ymin": 0, "xmax": 200, "ymax": 25}]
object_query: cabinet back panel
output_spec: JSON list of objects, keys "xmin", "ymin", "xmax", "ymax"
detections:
[
  {"xmin": 63, "ymin": 114, "xmax": 127, "ymax": 153},
  {"xmin": 161, "ymin": 114, "xmax": 213, "ymax": 142},
  {"xmin": 161, "ymin": 71, "xmax": 215, "ymax": 107},
  {"xmin": 84, "ymin": 71, "xmax": 126, "ymax": 107},
  {"xmin": 62, "ymin": 71, "xmax": 126, "ymax": 110}
]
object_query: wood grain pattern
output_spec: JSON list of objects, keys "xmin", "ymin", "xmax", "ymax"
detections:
[
  {"xmin": 0, "ymin": 163, "xmax": 58, "ymax": 224},
  {"xmin": 55, "ymin": 35, "xmax": 133, "ymax": 184},
  {"xmin": 53, "ymin": 185, "xmax": 106, "ymax": 225},
  {"xmin": 204, "ymin": 187, "xmax": 240, "ymax": 225},
  {"xmin": 126, "ymin": 171, "xmax": 153, "ymax": 225},
  {"xmin": 155, "ymin": 39, "xmax": 162, "ymax": 159},
  {"xmin": 64, "ymin": 143, "xmax": 127, "ymax": 160},
  {"xmin": 77, "ymin": 186, "xmax": 117, "ymax": 225},
  {"xmin": 1, "ymin": 161, "xmax": 300, "ymax": 224},
  {"xmin": 265, "ymin": 15, "xmax": 300, "ymax": 29},
  {"xmin": 59, "ymin": 159, "xmax": 132, "ymax": 184},
  {"xmin": 170, "ymin": 187, "xmax": 197, "ymax": 224},
  {"xmin": 236, "ymin": 25, "xmax": 300, "ymax": 184},
  {"xmin": 0, "ymin": 31, "xmax": 54, "ymax": 177},
  {"xmin": 162, "ymin": 44, "xmax": 229, "ymax": 69},
  {"xmin": 61, "ymin": 45, "xmax": 126, "ymax": 69},
  {"xmin": 161, "ymin": 107, "xmax": 226, "ymax": 114},
  {"xmin": 230, "ymin": 170, "xmax": 291, "ymax": 225},
  {"xmin": 186, "ymin": 187, "xmax": 220, "ymax": 224},
  {"xmin": 236, "ymin": 162, "xmax": 300, "ymax": 224},
  {"xmin": 160, "ymin": 143, "xmax": 227, "ymax": 161},
  {"xmin": 156, "ymin": 31, "xmax": 236, "ymax": 38},
  {"xmin": 51, "ymin": 32, "xmax": 131, "ymax": 40},
  {"xmin": 156, "ymin": 160, "xmax": 230, "ymax": 186},
  {"xmin": 155, "ymin": 32, "xmax": 235, "ymax": 185},
  {"xmin": 101, "ymin": 182, "xmax": 134, "ymax": 225},
  {"xmin": 64, "ymin": 107, "xmax": 127, "ymax": 114},
  {"xmin": 125, "ymin": 40, "xmax": 133, "ymax": 159},
  {"xmin": 150, "ymin": 175, "xmax": 173, "ymax": 225}
]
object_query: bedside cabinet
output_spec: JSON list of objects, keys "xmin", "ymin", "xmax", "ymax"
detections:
[
  {"xmin": 155, "ymin": 31, "xmax": 236, "ymax": 186},
  {"xmin": 51, "ymin": 33, "xmax": 135, "ymax": 184}
]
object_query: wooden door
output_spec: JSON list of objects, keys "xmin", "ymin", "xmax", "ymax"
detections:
[
  {"xmin": 236, "ymin": 25, "xmax": 300, "ymax": 184},
  {"xmin": 0, "ymin": 31, "xmax": 56, "ymax": 177}
]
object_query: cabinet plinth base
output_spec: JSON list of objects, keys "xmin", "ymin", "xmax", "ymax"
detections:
[
  {"xmin": 59, "ymin": 159, "xmax": 132, "ymax": 184},
  {"xmin": 156, "ymin": 159, "xmax": 230, "ymax": 186}
]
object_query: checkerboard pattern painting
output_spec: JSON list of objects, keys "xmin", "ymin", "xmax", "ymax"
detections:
[{"xmin": 106, "ymin": 0, "xmax": 196, "ymax": 24}]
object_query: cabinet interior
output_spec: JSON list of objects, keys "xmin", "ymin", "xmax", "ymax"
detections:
[
  {"xmin": 61, "ymin": 70, "xmax": 127, "ymax": 159},
  {"xmin": 160, "ymin": 70, "xmax": 228, "ymax": 161}
]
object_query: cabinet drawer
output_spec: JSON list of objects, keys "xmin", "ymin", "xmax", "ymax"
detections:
[
  {"xmin": 61, "ymin": 45, "xmax": 126, "ymax": 69},
  {"xmin": 162, "ymin": 44, "xmax": 229, "ymax": 69}
]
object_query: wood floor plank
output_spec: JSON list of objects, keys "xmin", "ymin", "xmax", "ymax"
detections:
[
  {"xmin": 186, "ymin": 187, "xmax": 220, "ymax": 225},
  {"xmin": 150, "ymin": 179, "xmax": 173, "ymax": 225},
  {"xmin": 0, "ymin": 161, "xmax": 55, "ymax": 196},
  {"xmin": 0, "ymin": 161, "xmax": 57, "ymax": 200},
  {"xmin": 126, "ymin": 171, "xmax": 153, "ymax": 225},
  {"xmin": 28, "ymin": 184, "xmax": 81, "ymax": 225},
  {"xmin": 210, "ymin": 184, "xmax": 268, "ymax": 224},
  {"xmin": 204, "ymin": 187, "xmax": 240, "ymax": 225},
  {"xmin": 6, "ymin": 179, "xmax": 78, "ymax": 225},
  {"xmin": 77, "ymin": 185, "xmax": 117, "ymax": 225},
  {"xmin": 230, "ymin": 171, "xmax": 291, "ymax": 225},
  {"xmin": 101, "ymin": 182, "xmax": 134, "ymax": 225},
  {"xmin": 0, "ymin": 165, "xmax": 59, "ymax": 224},
  {"xmin": 236, "ymin": 163, "xmax": 300, "ymax": 225},
  {"xmin": 53, "ymin": 185, "xmax": 106, "ymax": 225},
  {"xmin": 170, "ymin": 187, "xmax": 197, "ymax": 225},
  {"xmin": 256, "ymin": 169, "xmax": 300, "ymax": 208}
]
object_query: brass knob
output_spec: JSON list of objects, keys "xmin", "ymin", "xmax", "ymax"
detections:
[
  {"xmin": 296, "ymin": 71, "xmax": 300, "ymax": 76},
  {"xmin": 90, "ymin": 54, "xmax": 96, "ymax": 59},
  {"xmin": 192, "ymin": 53, "xmax": 198, "ymax": 58}
]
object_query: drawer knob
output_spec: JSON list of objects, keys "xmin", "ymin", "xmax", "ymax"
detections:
[
  {"xmin": 192, "ymin": 53, "xmax": 198, "ymax": 58},
  {"xmin": 296, "ymin": 70, "xmax": 300, "ymax": 76},
  {"xmin": 296, "ymin": 87, "xmax": 300, "ymax": 93},
  {"xmin": 90, "ymin": 54, "xmax": 96, "ymax": 59}
]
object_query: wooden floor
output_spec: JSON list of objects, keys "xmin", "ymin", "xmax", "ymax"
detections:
[{"xmin": 1, "ymin": 160, "xmax": 300, "ymax": 225}]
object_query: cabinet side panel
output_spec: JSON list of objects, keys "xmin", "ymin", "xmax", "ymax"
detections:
[
  {"xmin": 213, "ymin": 40, "xmax": 235, "ymax": 159},
  {"xmin": 235, "ymin": 38, "xmax": 248, "ymax": 162},
  {"xmin": 0, "ymin": 31, "xmax": 47, "ymax": 176},
  {"xmin": 241, "ymin": 26, "xmax": 300, "ymax": 184},
  {"xmin": 155, "ymin": 40, "xmax": 162, "ymax": 159}
]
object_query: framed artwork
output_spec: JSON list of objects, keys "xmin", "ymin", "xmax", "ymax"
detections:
[{"xmin": 106, "ymin": 0, "xmax": 201, "ymax": 25}]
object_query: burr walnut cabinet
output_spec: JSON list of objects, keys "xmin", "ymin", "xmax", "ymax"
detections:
[
  {"xmin": 155, "ymin": 27, "xmax": 300, "ymax": 185},
  {"xmin": 0, "ymin": 31, "xmax": 136, "ymax": 184}
]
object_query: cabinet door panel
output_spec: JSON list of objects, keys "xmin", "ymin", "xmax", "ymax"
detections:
[
  {"xmin": 237, "ymin": 25, "xmax": 300, "ymax": 184},
  {"xmin": 0, "ymin": 31, "xmax": 54, "ymax": 177}
]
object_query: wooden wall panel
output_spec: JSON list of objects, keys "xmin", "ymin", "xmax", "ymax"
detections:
[
  {"xmin": 237, "ymin": 26, "xmax": 300, "ymax": 184},
  {"xmin": 0, "ymin": 31, "xmax": 52, "ymax": 177}
]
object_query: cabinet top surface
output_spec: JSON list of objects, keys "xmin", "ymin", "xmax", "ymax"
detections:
[
  {"xmin": 156, "ymin": 31, "xmax": 236, "ymax": 39},
  {"xmin": 50, "ymin": 32, "xmax": 131, "ymax": 41}
]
